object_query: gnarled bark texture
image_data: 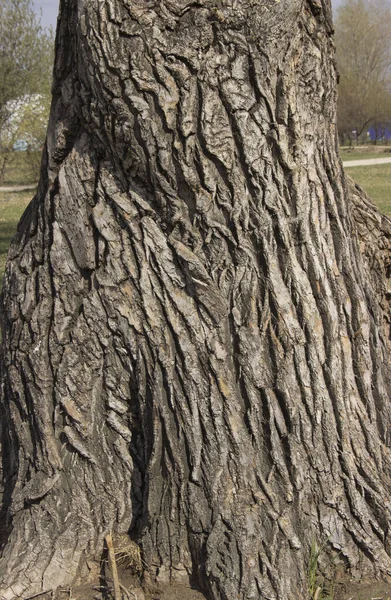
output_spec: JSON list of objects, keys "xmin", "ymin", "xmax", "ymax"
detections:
[{"xmin": 2, "ymin": 1, "xmax": 391, "ymax": 598}]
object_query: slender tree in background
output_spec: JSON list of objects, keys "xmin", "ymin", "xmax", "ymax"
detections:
[
  {"xmin": 335, "ymin": 0, "xmax": 391, "ymax": 143},
  {"xmin": 2, "ymin": 1, "xmax": 391, "ymax": 599},
  {"xmin": 0, "ymin": 0, "xmax": 54, "ymax": 182}
]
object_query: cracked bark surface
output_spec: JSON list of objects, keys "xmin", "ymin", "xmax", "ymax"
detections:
[{"xmin": 2, "ymin": 1, "xmax": 391, "ymax": 598}]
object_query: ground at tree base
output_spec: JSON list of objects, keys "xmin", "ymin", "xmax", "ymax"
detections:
[
  {"xmin": 21, "ymin": 570, "xmax": 391, "ymax": 600},
  {"xmin": 335, "ymin": 579, "xmax": 391, "ymax": 600},
  {"xmin": 19, "ymin": 556, "xmax": 208, "ymax": 600},
  {"xmin": 22, "ymin": 567, "xmax": 207, "ymax": 600}
]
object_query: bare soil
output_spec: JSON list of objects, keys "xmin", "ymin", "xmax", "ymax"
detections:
[
  {"xmin": 26, "ymin": 574, "xmax": 391, "ymax": 600},
  {"xmin": 26, "ymin": 561, "xmax": 208, "ymax": 600},
  {"xmin": 25, "ymin": 582, "xmax": 206, "ymax": 600},
  {"xmin": 335, "ymin": 577, "xmax": 391, "ymax": 600}
]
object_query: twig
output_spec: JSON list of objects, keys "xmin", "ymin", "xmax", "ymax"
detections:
[
  {"xmin": 120, "ymin": 583, "xmax": 137, "ymax": 599},
  {"xmin": 105, "ymin": 531, "xmax": 121, "ymax": 600},
  {"xmin": 26, "ymin": 591, "xmax": 52, "ymax": 600}
]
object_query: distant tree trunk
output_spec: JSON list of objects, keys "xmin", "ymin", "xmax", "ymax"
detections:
[{"xmin": 2, "ymin": 1, "xmax": 391, "ymax": 599}]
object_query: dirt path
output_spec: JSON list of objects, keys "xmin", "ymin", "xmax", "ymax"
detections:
[
  {"xmin": 343, "ymin": 157, "xmax": 391, "ymax": 167},
  {"xmin": 0, "ymin": 184, "xmax": 37, "ymax": 192}
]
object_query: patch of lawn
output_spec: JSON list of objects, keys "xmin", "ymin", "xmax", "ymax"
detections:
[
  {"xmin": 1, "ymin": 151, "xmax": 41, "ymax": 186},
  {"xmin": 345, "ymin": 163, "xmax": 391, "ymax": 216},
  {"xmin": 339, "ymin": 145, "xmax": 391, "ymax": 163},
  {"xmin": 0, "ymin": 190, "xmax": 34, "ymax": 288}
]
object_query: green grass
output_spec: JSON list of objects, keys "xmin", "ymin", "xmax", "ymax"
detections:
[
  {"xmin": 0, "ymin": 150, "xmax": 39, "ymax": 289},
  {"xmin": 1, "ymin": 150, "xmax": 41, "ymax": 186},
  {"xmin": 339, "ymin": 145, "xmax": 391, "ymax": 163},
  {"xmin": 308, "ymin": 539, "xmax": 335, "ymax": 600},
  {"xmin": 338, "ymin": 147, "xmax": 391, "ymax": 215},
  {"xmin": 345, "ymin": 163, "xmax": 391, "ymax": 216},
  {"xmin": 0, "ymin": 190, "xmax": 34, "ymax": 287}
]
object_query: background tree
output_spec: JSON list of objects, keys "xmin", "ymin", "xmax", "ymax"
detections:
[
  {"xmin": 2, "ymin": 1, "xmax": 391, "ymax": 599},
  {"xmin": 0, "ymin": 0, "xmax": 54, "ymax": 182},
  {"xmin": 335, "ymin": 0, "xmax": 391, "ymax": 143}
]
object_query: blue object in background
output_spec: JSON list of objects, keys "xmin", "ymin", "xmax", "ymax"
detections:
[{"xmin": 368, "ymin": 125, "xmax": 391, "ymax": 142}]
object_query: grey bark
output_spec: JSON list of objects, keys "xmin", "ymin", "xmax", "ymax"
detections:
[{"xmin": 2, "ymin": 1, "xmax": 391, "ymax": 599}]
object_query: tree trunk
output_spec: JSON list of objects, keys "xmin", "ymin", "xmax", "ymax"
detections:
[{"xmin": 2, "ymin": 1, "xmax": 391, "ymax": 598}]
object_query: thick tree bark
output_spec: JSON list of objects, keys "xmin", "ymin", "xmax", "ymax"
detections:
[{"xmin": 2, "ymin": 1, "xmax": 391, "ymax": 598}]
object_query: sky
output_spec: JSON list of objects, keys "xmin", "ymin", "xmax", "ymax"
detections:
[
  {"xmin": 33, "ymin": 0, "xmax": 59, "ymax": 30},
  {"xmin": 33, "ymin": 0, "xmax": 344, "ymax": 31},
  {"xmin": 332, "ymin": 0, "xmax": 343, "ymax": 10}
]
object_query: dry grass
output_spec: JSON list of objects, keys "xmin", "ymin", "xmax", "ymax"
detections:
[{"xmin": 113, "ymin": 534, "xmax": 144, "ymax": 575}]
